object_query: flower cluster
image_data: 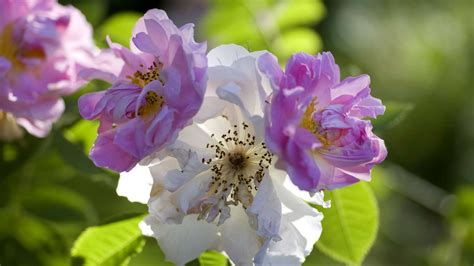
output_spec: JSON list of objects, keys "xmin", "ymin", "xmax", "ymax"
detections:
[
  {"xmin": 113, "ymin": 40, "xmax": 385, "ymax": 264},
  {"xmin": 118, "ymin": 45, "xmax": 328, "ymax": 265},
  {"xmin": 2, "ymin": 2, "xmax": 387, "ymax": 264},
  {"xmin": 0, "ymin": 0, "xmax": 96, "ymax": 139}
]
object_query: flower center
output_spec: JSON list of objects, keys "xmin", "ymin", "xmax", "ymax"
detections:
[
  {"xmin": 300, "ymin": 97, "xmax": 331, "ymax": 146},
  {"xmin": 198, "ymin": 121, "xmax": 273, "ymax": 225},
  {"xmin": 228, "ymin": 152, "xmax": 246, "ymax": 170},
  {"xmin": 127, "ymin": 61, "xmax": 164, "ymax": 88},
  {"xmin": 137, "ymin": 90, "xmax": 165, "ymax": 119},
  {"xmin": 0, "ymin": 23, "xmax": 46, "ymax": 73},
  {"xmin": 0, "ymin": 24, "xmax": 22, "ymax": 71}
]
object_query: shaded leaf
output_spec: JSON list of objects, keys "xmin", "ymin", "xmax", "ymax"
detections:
[
  {"xmin": 372, "ymin": 102, "xmax": 414, "ymax": 132},
  {"xmin": 71, "ymin": 215, "xmax": 146, "ymax": 266},
  {"xmin": 316, "ymin": 182, "xmax": 379, "ymax": 265},
  {"xmin": 23, "ymin": 185, "xmax": 98, "ymax": 224},
  {"xmin": 53, "ymin": 130, "xmax": 104, "ymax": 175}
]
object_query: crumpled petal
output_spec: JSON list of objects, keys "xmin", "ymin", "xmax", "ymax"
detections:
[
  {"xmin": 78, "ymin": 8, "xmax": 207, "ymax": 172},
  {"xmin": 260, "ymin": 51, "xmax": 386, "ymax": 191},
  {"xmin": 0, "ymin": 0, "xmax": 96, "ymax": 139}
]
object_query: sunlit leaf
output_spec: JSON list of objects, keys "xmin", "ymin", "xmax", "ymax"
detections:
[
  {"xmin": 199, "ymin": 250, "xmax": 228, "ymax": 266},
  {"xmin": 203, "ymin": 0, "xmax": 324, "ymax": 57},
  {"xmin": 273, "ymin": 28, "xmax": 322, "ymax": 61},
  {"xmin": 64, "ymin": 120, "xmax": 99, "ymax": 155},
  {"xmin": 128, "ymin": 239, "xmax": 173, "ymax": 266},
  {"xmin": 97, "ymin": 12, "xmax": 142, "ymax": 47},
  {"xmin": 71, "ymin": 215, "xmax": 146, "ymax": 266},
  {"xmin": 372, "ymin": 102, "xmax": 414, "ymax": 132},
  {"xmin": 316, "ymin": 182, "xmax": 379, "ymax": 266},
  {"xmin": 276, "ymin": 0, "xmax": 325, "ymax": 29}
]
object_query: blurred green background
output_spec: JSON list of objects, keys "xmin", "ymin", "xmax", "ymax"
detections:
[{"xmin": 1, "ymin": 0, "xmax": 473, "ymax": 265}]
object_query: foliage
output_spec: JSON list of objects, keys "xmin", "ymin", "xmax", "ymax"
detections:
[
  {"xmin": 2, "ymin": 0, "xmax": 472, "ymax": 265},
  {"xmin": 198, "ymin": 251, "xmax": 228, "ymax": 266},
  {"xmin": 97, "ymin": 12, "xmax": 142, "ymax": 47},
  {"xmin": 372, "ymin": 102, "xmax": 414, "ymax": 133},
  {"xmin": 314, "ymin": 183, "xmax": 379, "ymax": 266},
  {"xmin": 71, "ymin": 215, "xmax": 146, "ymax": 266},
  {"xmin": 203, "ymin": 0, "xmax": 324, "ymax": 62}
]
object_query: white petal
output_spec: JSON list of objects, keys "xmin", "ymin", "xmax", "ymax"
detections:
[
  {"xmin": 220, "ymin": 206, "xmax": 261, "ymax": 266},
  {"xmin": 117, "ymin": 164, "xmax": 153, "ymax": 204},
  {"xmin": 163, "ymin": 149, "xmax": 209, "ymax": 191},
  {"xmin": 148, "ymin": 190, "xmax": 184, "ymax": 224},
  {"xmin": 170, "ymin": 122, "xmax": 217, "ymax": 161},
  {"xmin": 140, "ymin": 214, "xmax": 219, "ymax": 266},
  {"xmin": 207, "ymin": 44, "xmax": 251, "ymax": 67},
  {"xmin": 198, "ymin": 112, "xmax": 233, "ymax": 137},
  {"xmin": 282, "ymin": 176, "xmax": 331, "ymax": 207},
  {"xmin": 231, "ymin": 54, "xmax": 269, "ymax": 116},
  {"xmin": 248, "ymin": 174, "xmax": 283, "ymax": 264},
  {"xmin": 171, "ymin": 171, "xmax": 212, "ymax": 214},
  {"xmin": 216, "ymin": 82, "xmax": 253, "ymax": 120},
  {"xmin": 207, "ymin": 55, "xmax": 270, "ymax": 120},
  {"xmin": 248, "ymin": 174, "xmax": 282, "ymax": 240},
  {"xmin": 263, "ymin": 179, "xmax": 323, "ymax": 264},
  {"xmin": 149, "ymin": 156, "xmax": 180, "ymax": 187},
  {"xmin": 194, "ymin": 96, "xmax": 227, "ymax": 123}
]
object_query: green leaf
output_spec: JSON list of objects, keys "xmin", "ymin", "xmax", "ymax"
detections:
[
  {"xmin": 64, "ymin": 120, "xmax": 99, "ymax": 155},
  {"xmin": 304, "ymin": 247, "xmax": 344, "ymax": 266},
  {"xmin": 53, "ymin": 130, "xmax": 104, "ymax": 175},
  {"xmin": 276, "ymin": 0, "xmax": 325, "ymax": 29},
  {"xmin": 97, "ymin": 12, "xmax": 142, "ymax": 47},
  {"xmin": 69, "ymin": 0, "xmax": 108, "ymax": 26},
  {"xmin": 199, "ymin": 250, "xmax": 228, "ymax": 266},
  {"xmin": 71, "ymin": 215, "xmax": 146, "ymax": 266},
  {"xmin": 202, "ymin": 0, "xmax": 325, "ymax": 57},
  {"xmin": 273, "ymin": 28, "xmax": 322, "ymax": 62},
  {"xmin": 316, "ymin": 182, "xmax": 379, "ymax": 266},
  {"xmin": 372, "ymin": 102, "xmax": 414, "ymax": 132},
  {"xmin": 22, "ymin": 185, "xmax": 98, "ymax": 224}
]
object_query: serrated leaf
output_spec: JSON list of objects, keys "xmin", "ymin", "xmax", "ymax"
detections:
[
  {"xmin": 316, "ymin": 182, "xmax": 379, "ymax": 266},
  {"xmin": 199, "ymin": 250, "xmax": 228, "ymax": 266},
  {"xmin": 97, "ymin": 12, "xmax": 142, "ymax": 47},
  {"xmin": 71, "ymin": 215, "xmax": 146, "ymax": 266},
  {"xmin": 372, "ymin": 102, "xmax": 414, "ymax": 132}
]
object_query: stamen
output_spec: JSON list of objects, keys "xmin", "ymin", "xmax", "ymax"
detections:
[
  {"xmin": 136, "ymin": 90, "xmax": 165, "ymax": 119},
  {"xmin": 0, "ymin": 24, "xmax": 32, "ymax": 71},
  {"xmin": 198, "ymin": 120, "xmax": 273, "ymax": 225},
  {"xmin": 127, "ymin": 61, "xmax": 164, "ymax": 88},
  {"xmin": 300, "ymin": 97, "xmax": 331, "ymax": 146}
]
